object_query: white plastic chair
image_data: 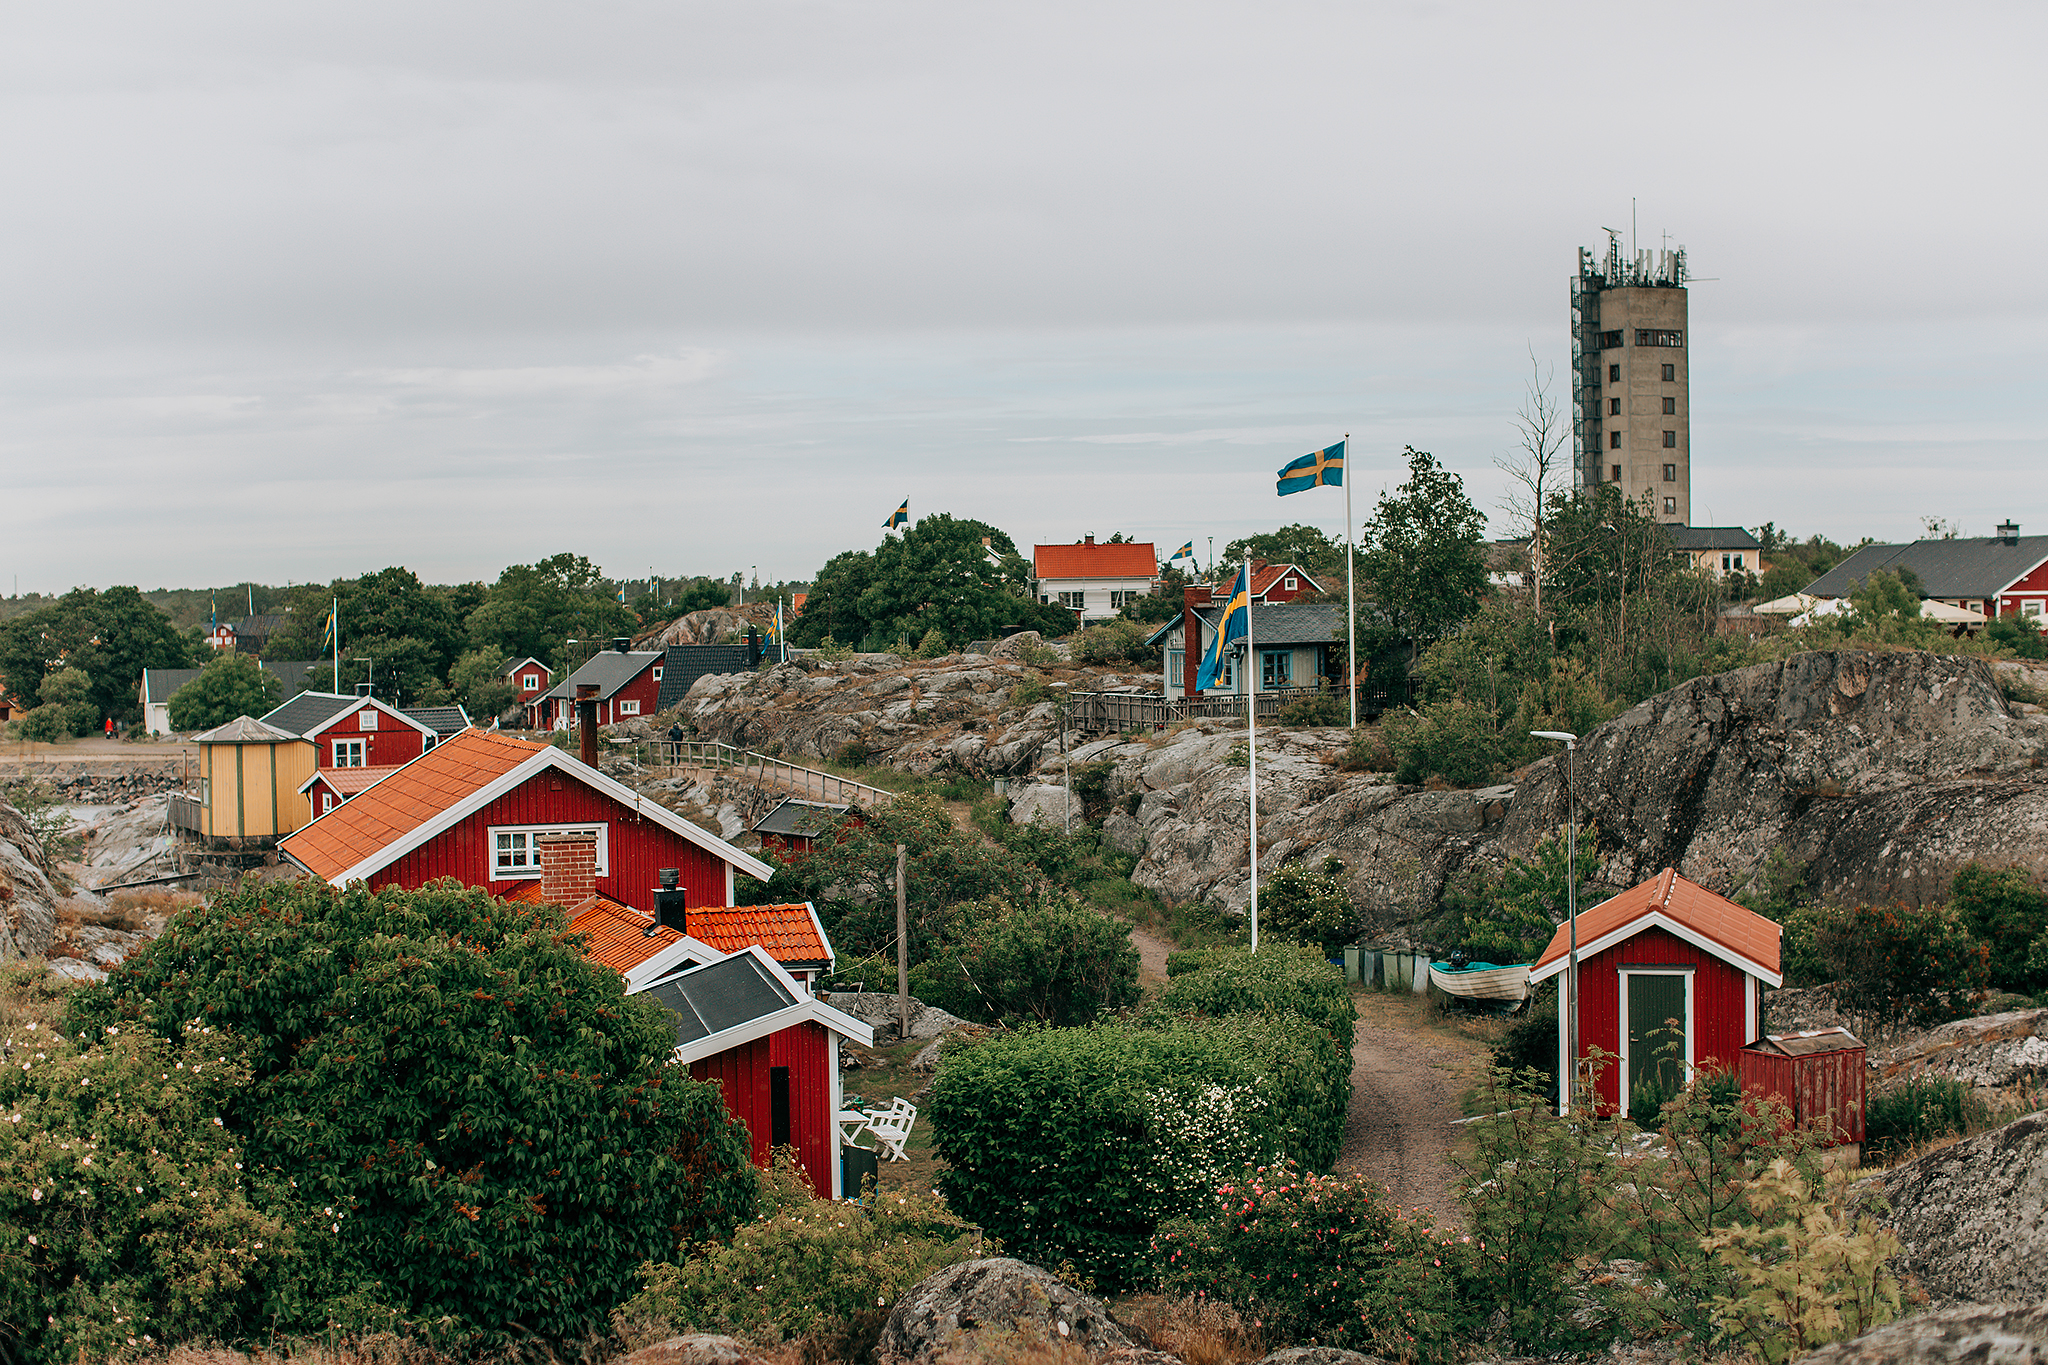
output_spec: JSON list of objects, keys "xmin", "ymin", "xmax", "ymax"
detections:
[{"xmin": 861, "ymin": 1097, "xmax": 918, "ymax": 1161}]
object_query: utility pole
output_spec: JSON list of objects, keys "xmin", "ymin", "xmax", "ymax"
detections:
[{"xmin": 895, "ymin": 844, "xmax": 910, "ymax": 1044}]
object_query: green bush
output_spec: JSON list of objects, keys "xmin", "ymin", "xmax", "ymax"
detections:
[
  {"xmin": 1154, "ymin": 1161, "xmax": 1467, "ymax": 1362},
  {"xmin": 1159, "ymin": 942, "xmax": 1356, "ymax": 1055},
  {"xmin": 918, "ymin": 893, "xmax": 1140, "ymax": 1027},
  {"xmin": 1275, "ymin": 691, "xmax": 1347, "ymax": 727},
  {"xmin": 1256, "ymin": 859, "xmax": 1358, "ymax": 955},
  {"xmin": 1491, "ymin": 982, "xmax": 1559, "ymax": 1103},
  {"xmin": 913, "ymin": 627, "xmax": 950, "ymax": 659},
  {"xmin": 0, "ymin": 1017, "xmax": 304, "ymax": 1364},
  {"xmin": 14, "ymin": 706, "xmax": 68, "ymax": 744},
  {"xmin": 1948, "ymin": 863, "xmax": 2048, "ymax": 992},
  {"xmin": 1069, "ymin": 618, "xmax": 1152, "ymax": 665},
  {"xmin": 1383, "ymin": 698, "xmax": 1508, "ymax": 787},
  {"xmin": 1333, "ymin": 725, "xmax": 1394, "ymax": 772},
  {"xmin": 629, "ymin": 1155, "xmax": 983, "ymax": 1355},
  {"xmin": 1779, "ymin": 904, "xmax": 1829, "ymax": 988},
  {"xmin": 931, "ymin": 1015, "xmax": 1346, "ymax": 1288},
  {"xmin": 1864, "ymin": 1075, "xmax": 1988, "ymax": 1163},
  {"xmin": 66, "ymin": 876, "xmax": 757, "ymax": 1345},
  {"xmin": 1009, "ymin": 673, "xmax": 1050, "ymax": 706},
  {"xmin": 833, "ymin": 739, "xmax": 871, "ymax": 766},
  {"xmin": 1814, "ymin": 900, "xmax": 1991, "ymax": 1031}
]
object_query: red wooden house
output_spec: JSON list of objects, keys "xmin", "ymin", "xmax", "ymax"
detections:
[
  {"xmin": 535, "ymin": 639, "xmax": 665, "ymax": 730},
  {"xmin": 638, "ymin": 947, "xmax": 873, "ymax": 1199},
  {"xmin": 278, "ymin": 727, "xmax": 773, "ymax": 909},
  {"xmin": 261, "ymin": 690, "xmax": 441, "ymax": 770},
  {"xmin": 500, "ymin": 656, "xmax": 553, "ymax": 724},
  {"xmin": 1248, "ymin": 561, "xmax": 1325, "ymax": 604},
  {"xmin": 1530, "ymin": 868, "xmax": 1782, "ymax": 1115},
  {"xmin": 299, "ymin": 763, "xmax": 403, "ymax": 818}
]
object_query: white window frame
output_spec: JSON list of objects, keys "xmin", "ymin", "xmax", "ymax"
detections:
[
  {"xmin": 1284, "ymin": 576, "xmax": 1298, "ymax": 591},
  {"xmin": 617, "ymin": 699, "xmax": 641, "ymax": 715},
  {"xmin": 651, "ymin": 665, "xmax": 664, "ymax": 681},
  {"xmin": 332, "ymin": 738, "xmax": 366, "ymax": 767},
  {"xmin": 522, "ymin": 674, "xmax": 540, "ymax": 691},
  {"xmin": 488, "ymin": 823, "xmax": 609, "ymax": 880},
  {"xmin": 321, "ymin": 791, "xmax": 336, "ymax": 815},
  {"xmin": 359, "ymin": 708, "xmax": 378, "ymax": 730},
  {"xmin": 2024, "ymin": 601, "xmax": 2043, "ymax": 618},
  {"xmin": 1617, "ymin": 967, "xmax": 1696, "ymax": 1093},
  {"xmin": 1057, "ymin": 590, "xmax": 1086, "ymax": 610}
]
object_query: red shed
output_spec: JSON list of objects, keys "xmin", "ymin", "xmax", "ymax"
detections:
[
  {"xmin": 1531, "ymin": 868, "xmax": 1782, "ymax": 1115},
  {"xmin": 279, "ymin": 728, "xmax": 773, "ymax": 911},
  {"xmin": 638, "ymin": 946, "xmax": 874, "ymax": 1199},
  {"xmin": 1738, "ymin": 1029, "xmax": 1867, "ymax": 1151}
]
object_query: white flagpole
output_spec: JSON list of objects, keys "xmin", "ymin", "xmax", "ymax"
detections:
[
  {"xmin": 1245, "ymin": 561, "xmax": 1259, "ymax": 953},
  {"xmin": 1345, "ymin": 434, "xmax": 1356, "ymax": 729},
  {"xmin": 331, "ymin": 596, "xmax": 339, "ymax": 694}
]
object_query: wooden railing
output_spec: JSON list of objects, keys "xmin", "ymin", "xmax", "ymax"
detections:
[
  {"xmin": 166, "ymin": 791, "xmax": 202, "ymax": 833},
  {"xmin": 1070, "ymin": 683, "xmax": 1414, "ymax": 735},
  {"xmin": 647, "ymin": 740, "xmax": 896, "ymax": 807}
]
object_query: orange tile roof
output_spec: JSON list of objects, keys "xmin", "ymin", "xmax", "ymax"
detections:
[
  {"xmin": 316, "ymin": 764, "xmax": 405, "ymax": 796},
  {"xmin": 689, "ymin": 903, "xmax": 831, "ymax": 966},
  {"xmin": 567, "ymin": 895, "xmax": 681, "ymax": 973},
  {"xmin": 280, "ymin": 729, "xmax": 547, "ymax": 882},
  {"xmin": 1533, "ymin": 868, "xmax": 1781, "ymax": 979},
  {"xmin": 1034, "ymin": 541, "xmax": 1158, "ymax": 580}
]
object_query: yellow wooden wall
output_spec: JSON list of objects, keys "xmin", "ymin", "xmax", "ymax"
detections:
[{"xmin": 200, "ymin": 739, "xmax": 317, "ymax": 840}]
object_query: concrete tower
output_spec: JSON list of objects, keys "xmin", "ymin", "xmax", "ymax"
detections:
[{"xmin": 1572, "ymin": 235, "xmax": 1690, "ymax": 524}]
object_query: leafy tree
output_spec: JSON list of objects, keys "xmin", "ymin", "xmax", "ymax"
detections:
[
  {"xmin": 1948, "ymin": 862, "xmax": 2048, "ymax": 991},
  {"xmin": 1221, "ymin": 523, "xmax": 1344, "ymax": 584},
  {"xmin": 1987, "ymin": 614, "xmax": 2048, "ymax": 660},
  {"xmin": 166, "ymin": 653, "xmax": 286, "ymax": 732},
  {"xmin": 1357, "ymin": 447, "xmax": 1488, "ymax": 658},
  {"xmin": 35, "ymin": 667, "xmax": 99, "ymax": 736},
  {"xmin": 1814, "ymin": 900, "xmax": 1990, "ymax": 1032},
  {"xmin": 464, "ymin": 553, "xmax": 638, "ymax": 675},
  {"xmin": 1847, "ymin": 568, "xmax": 1921, "ymax": 623},
  {"xmin": 918, "ymin": 892, "xmax": 1141, "ymax": 1026},
  {"xmin": 676, "ymin": 577, "xmax": 734, "ymax": 613},
  {"xmin": 67, "ymin": 877, "xmax": 757, "ymax": 1344},
  {"xmin": 447, "ymin": 648, "xmax": 518, "ymax": 723},
  {"xmin": 0, "ymin": 586, "xmax": 198, "ymax": 722},
  {"xmin": 789, "ymin": 514, "xmax": 1071, "ymax": 651},
  {"xmin": 1452, "ymin": 823, "xmax": 1598, "ymax": 963}
]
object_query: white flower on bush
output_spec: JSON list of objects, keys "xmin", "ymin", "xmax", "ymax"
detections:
[{"xmin": 1138, "ymin": 1082, "xmax": 1279, "ymax": 1217}]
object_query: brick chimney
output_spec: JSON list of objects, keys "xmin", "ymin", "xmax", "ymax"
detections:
[
  {"xmin": 1180, "ymin": 584, "xmax": 1214, "ymax": 699},
  {"xmin": 536, "ymin": 831, "xmax": 598, "ymax": 906}
]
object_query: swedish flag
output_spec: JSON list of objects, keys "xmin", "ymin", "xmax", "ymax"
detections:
[
  {"xmin": 1169, "ymin": 542, "xmax": 1194, "ymax": 561},
  {"xmin": 320, "ymin": 611, "xmax": 336, "ymax": 653},
  {"xmin": 1277, "ymin": 440, "xmax": 1345, "ymax": 496},
  {"xmin": 1195, "ymin": 564, "xmax": 1251, "ymax": 691},
  {"xmin": 884, "ymin": 499, "xmax": 909, "ymax": 529}
]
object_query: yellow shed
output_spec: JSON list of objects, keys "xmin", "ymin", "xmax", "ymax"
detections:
[{"xmin": 193, "ymin": 716, "xmax": 317, "ymax": 845}]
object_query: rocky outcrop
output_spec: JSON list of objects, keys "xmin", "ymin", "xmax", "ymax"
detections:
[
  {"xmin": 823, "ymin": 990, "xmax": 965, "ymax": 1044},
  {"xmin": 1049, "ymin": 651, "xmax": 2048, "ymax": 922},
  {"xmin": 677, "ymin": 654, "xmax": 1155, "ymax": 777},
  {"xmin": 0, "ymin": 797, "xmax": 61, "ymax": 960},
  {"xmin": 1867, "ymin": 1110, "xmax": 2048, "ymax": 1308},
  {"xmin": 879, "ymin": 1258, "xmax": 1142, "ymax": 1362},
  {"xmin": 635, "ymin": 605, "xmax": 777, "ymax": 648},
  {"xmin": 1876, "ymin": 1010, "xmax": 2048, "ymax": 1090},
  {"xmin": 1793, "ymin": 1301, "xmax": 2048, "ymax": 1363}
]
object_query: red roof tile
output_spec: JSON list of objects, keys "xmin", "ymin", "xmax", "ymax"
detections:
[
  {"xmin": 280, "ymin": 729, "xmax": 546, "ymax": 882},
  {"xmin": 1033, "ymin": 542, "xmax": 1158, "ymax": 580},
  {"xmin": 567, "ymin": 895, "xmax": 680, "ymax": 973},
  {"xmin": 314, "ymin": 765, "xmax": 405, "ymax": 796},
  {"xmin": 689, "ymin": 903, "xmax": 832, "ymax": 966},
  {"xmin": 1533, "ymin": 868, "xmax": 1781, "ymax": 979}
]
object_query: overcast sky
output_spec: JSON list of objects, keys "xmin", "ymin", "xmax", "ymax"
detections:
[{"xmin": 3, "ymin": 1, "xmax": 2042, "ymax": 595}]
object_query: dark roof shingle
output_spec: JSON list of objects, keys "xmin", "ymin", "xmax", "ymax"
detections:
[
  {"xmin": 656, "ymin": 644, "xmax": 755, "ymax": 712},
  {"xmin": 542, "ymin": 650, "xmax": 663, "ymax": 702},
  {"xmin": 1803, "ymin": 535, "xmax": 2048, "ymax": 599}
]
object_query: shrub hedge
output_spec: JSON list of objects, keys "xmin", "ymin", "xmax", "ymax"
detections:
[
  {"xmin": 930, "ymin": 1014, "xmax": 1347, "ymax": 1288},
  {"xmin": 1159, "ymin": 942, "xmax": 1356, "ymax": 1054}
]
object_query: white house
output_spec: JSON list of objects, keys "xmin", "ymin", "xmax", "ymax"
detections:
[{"xmin": 1032, "ymin": 538, "xmax": 1159, "ymax": 622}]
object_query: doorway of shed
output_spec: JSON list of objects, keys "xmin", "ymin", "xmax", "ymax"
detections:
[{"xmin": 1624, "ymin": 971, "xmax": 1691, "ymax": 1103}]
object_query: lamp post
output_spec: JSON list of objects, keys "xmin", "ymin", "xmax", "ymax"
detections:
[
  {"xmin": 1531, "ymin": 729, "xmax": 1579, "ymax": 1112},
  {"xmin": 1050, "ymin": 682, "xmax": 1071, "ymax": 834}
]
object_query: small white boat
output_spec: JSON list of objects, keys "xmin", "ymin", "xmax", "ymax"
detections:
[{"xmin": 1429, "ymin": 960, "xmax": 1532, "ymax": 1003}]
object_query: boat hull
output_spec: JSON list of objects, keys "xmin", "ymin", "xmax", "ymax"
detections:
[{"xmin": 1429, "ymin": 962, "xmax": 1531, "ymax": 1002}]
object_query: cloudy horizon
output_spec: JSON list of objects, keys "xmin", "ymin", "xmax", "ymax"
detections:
[{"xmin": 4, "ymin": 1, "xmax": 2042, "ymax": 595}]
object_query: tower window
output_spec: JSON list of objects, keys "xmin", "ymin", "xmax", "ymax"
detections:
[
  {"xmin": 1600, "ymin": 330, "xmax": 1623, "ymax": 349},
  {"xmin": 1609, "ymin": 363, "xmax": 1621, "ymax": 382},
  {"xmin": 1663, "ymin": 463, "xmax": 1676, "ymax": 482},
  {"xmin": 1663, "ymin": 397, "xmax": 1676, "ymax": 414},
  {"xmin": 1611, "ymin": 464, "xmax": 1622, "ymax": 482},
  {"xmin": 1663, "ymin": 497, "xmax": 1677, "ymax": 515},
  {"xmin": 1609, "ymin": 398, "xmax": 1621, "ymax": 415},
  {"xmin": 1662, "ymin": 363, "xmax": 1675, "ymax": 382},
  {"xmin": 1610, "ymin": 431, "xmax": 1622, "ymax": 449},
  {"xmin": 1635, "ymin": 329, "xmax": 1683, "ymax": 347},
  {"xmin": 1663, "ymin": 430, "xmax": 1677, "ymax": 448}
]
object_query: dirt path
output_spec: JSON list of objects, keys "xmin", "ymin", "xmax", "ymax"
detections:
[
  {"xmin": 1334, "ymin": 991, "xmax": 1498, "ymax": 1228},
  {"xmin": 1127, "ymin": 921, "xmax": 1176, "ymax": 991}
]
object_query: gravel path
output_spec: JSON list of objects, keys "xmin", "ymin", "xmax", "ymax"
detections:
[{"xmin": 1334, "ymin": 994, "xmax": 1488, "ymax": 1228}]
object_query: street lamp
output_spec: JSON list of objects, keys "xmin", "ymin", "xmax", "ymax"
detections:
[
  {"xmin": 1049, "ymin": 682, "xmax": 1072, "ymax": 833},
  {"xmin": 1531, "ymin": 730, "xmax": 1580, "ymax": 1113}
]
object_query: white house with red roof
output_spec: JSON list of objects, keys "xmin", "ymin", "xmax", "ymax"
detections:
[
  {"xmin": 278, "ymin": 727, "xmax": 772, "ymax": 911},
  {"xmin": 1032, "ymin": 537, "xmax": 1159, "ymax": 622}
]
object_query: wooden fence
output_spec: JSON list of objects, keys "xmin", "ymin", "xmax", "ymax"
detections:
[
  {"xmin": 644, "ymin": 739, "xmax": 896, "ymax": 807},
  {"xmin": 1070, "ymin": 682, "xmax": 1414, "ymax": 735}
]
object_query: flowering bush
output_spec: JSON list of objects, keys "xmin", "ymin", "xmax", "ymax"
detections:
[
  {"xmin": 1158, "ymin": 943, "xmax": 1356, "ymax": 1054},
  {"xmin": 1153, "ymin": 1161, "xmax": 1469, "ymax": 1362},
  {"xmin": 0, "ymin": 1016, "xmax": 311, "ymax": 1364}
]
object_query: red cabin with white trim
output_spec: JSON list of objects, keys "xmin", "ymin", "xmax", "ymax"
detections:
[{"xmin": 1531, "ymin": 868, "xmax": 1782, "ymax": 1114}]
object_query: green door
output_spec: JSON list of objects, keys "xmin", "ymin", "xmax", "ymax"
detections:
[{"xmin": 1627, "ymin": 973, "xmax": 1688, "ymax": 1103}]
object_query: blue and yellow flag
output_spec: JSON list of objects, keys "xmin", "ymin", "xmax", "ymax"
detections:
[
  {"xmin": 1169, "ymin": 541, "xmax": 1194, "ymax": 561},
  {"xmin": 1195, "ymin": 564, "xmax": 1251, "ymax": 691},
  {"xmin": 1277, "ymin": 440, "xmax": 1345, "ymax": 496},
  {"xmin": 320, "ymin": 611, "xmax": 336, "ymax": 653},
  {"xmin": 883, "ymin": 500, "xmax": 909, "ymax": 529}
]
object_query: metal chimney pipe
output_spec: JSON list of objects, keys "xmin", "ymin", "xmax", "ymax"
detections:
[{"xmin": 576, "ymin": 683, "xmax": 599, "ymax": 767}]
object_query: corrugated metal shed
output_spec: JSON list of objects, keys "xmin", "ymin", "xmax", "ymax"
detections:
[{"xmin": 1739, "ymin": 1028, "xmax": 1866, "ymax": 1147}]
